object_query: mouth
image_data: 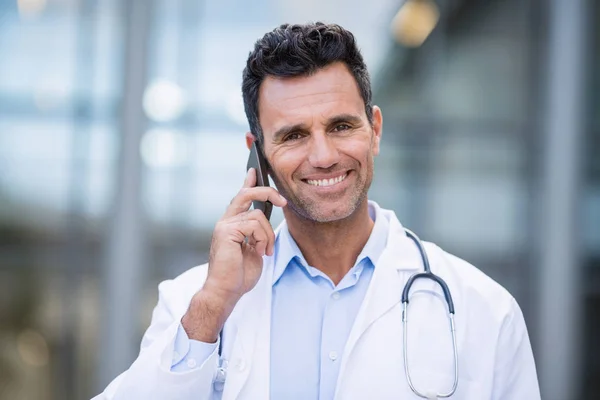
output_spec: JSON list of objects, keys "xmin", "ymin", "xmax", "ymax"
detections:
[{"xmin": 303, "ymin": 172, "xmax": 348, "ymax": 187}]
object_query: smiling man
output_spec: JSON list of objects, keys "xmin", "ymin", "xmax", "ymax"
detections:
[{"xmin": 95, "ymin": 23, "xmax": 540, "ymax": 400}]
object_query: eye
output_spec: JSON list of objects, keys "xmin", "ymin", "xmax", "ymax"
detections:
[
  {"xmin": 333, "ymin": 123, "xmax": 352, "ymax": 132},
  {"xmin": 284, "ymin": 132, "xmax": 302, "ymax": 141}
]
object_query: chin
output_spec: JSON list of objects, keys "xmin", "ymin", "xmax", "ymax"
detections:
[
  {"xmin": 314, "ymin": 207, "xmax": 354, "ymax": 223},
  {"xmin": 293, "ymin": 200, "xmax": 359, "ymax": 223}
]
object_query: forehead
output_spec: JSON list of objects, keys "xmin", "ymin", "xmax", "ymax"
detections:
[{"xmin": 257, "ymin": 63, "xmax": 365, "ymax": 134}]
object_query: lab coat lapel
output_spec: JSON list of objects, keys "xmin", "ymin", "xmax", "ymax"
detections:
[
  {"xmin": 222, "ymin": 255, "xmax": 274, "ymax": 400},
  {"xmin": 337, "ymin": 213, "xmax": 421, "ymax": 386}
]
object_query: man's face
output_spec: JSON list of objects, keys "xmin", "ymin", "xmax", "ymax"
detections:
[{"xmin": 254, "ymin": 62, "xmax": 383, "ymax": 223}]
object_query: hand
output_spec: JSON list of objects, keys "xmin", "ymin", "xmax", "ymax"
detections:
[
  {"xmin": 203, "ymin": 168, "xmax": 287, "ymax": 303},
  {"xmin": 182, "ymin": 168, "xmax": 286, "ymax": 341}
]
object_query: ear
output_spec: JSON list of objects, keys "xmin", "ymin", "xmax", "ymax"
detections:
[
  {"xmin": 245, "ymin": 132, "xmax": 256, "ymax": 150},
  {"xmin": 371, "ymin": 106, "xmax": 383, "ymax": 156}
]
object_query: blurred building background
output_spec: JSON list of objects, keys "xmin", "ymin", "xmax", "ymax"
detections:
[{"xmin": 0, "ymin": 0, "xmax": 597, "ymax": 399}]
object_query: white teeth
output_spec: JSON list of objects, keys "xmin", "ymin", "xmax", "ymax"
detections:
[{"xmin": 307, "ymin": 173, "xmax": 347, "ymax": 187}]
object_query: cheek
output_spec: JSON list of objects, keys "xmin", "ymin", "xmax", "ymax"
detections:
[
  {"xmin": 270, "ymin": 148, "xmax": 306, "ymax": 180},
  {"xmin": 338, "ymin": 136, "xmax": 373, "ymax": 163}
]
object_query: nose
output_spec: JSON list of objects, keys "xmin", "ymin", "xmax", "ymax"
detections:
[{"xmin": 308, "ymin": 133, "xmax": 340, "ymax": 169}]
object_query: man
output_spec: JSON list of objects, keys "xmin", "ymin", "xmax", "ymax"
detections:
[{"xmin": 95, "ymin": 23, "xmax": 540, "ymax": 399}]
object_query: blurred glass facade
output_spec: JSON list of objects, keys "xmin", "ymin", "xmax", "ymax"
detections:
[{"xmin": 0, "ymin": 0, "xmax": 597, "ymax": 399}]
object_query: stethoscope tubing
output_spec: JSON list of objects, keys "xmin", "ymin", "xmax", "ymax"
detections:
[{"xmin": 402, "ymin": 229, "xmax": 459, "ymax": 398}]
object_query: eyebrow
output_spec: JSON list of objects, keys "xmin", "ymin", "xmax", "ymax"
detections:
[
  {"xmin": 271, "ymin": 113, "xmax": 364, "ymax": 142},
  {"xmin": 327, "ymin": 113, "xmax": 363, "ymax": 127}
]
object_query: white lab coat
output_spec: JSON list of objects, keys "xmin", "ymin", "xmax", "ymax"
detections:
[{"xmin": 94, "ymin": 207, "xmax": 540, "ymax": 400}]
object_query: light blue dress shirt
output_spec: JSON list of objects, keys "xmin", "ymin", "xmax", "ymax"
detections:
[{"xmin": 171, "ymin": 202, "xmax": 389, "ymax": 399}]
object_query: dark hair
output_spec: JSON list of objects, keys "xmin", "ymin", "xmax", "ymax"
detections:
[{"xmin": 242, "ymin": 22, "xmax": 373, "ymax": 146}]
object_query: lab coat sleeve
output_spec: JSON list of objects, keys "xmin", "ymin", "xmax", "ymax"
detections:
[
  {"xmin": 491, "ymin": 297, "xmax": 541, "ymax": 400},
  {"xmin": 92, "ymin": 278, "xmax": 220, "ymax": 400}
]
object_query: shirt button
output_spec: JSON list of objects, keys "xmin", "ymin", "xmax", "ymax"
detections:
[
  {"xmin": 332, "ymin": 292, "xmax": 341, "ymax": 300},
  {"xmin": 329, "ymin": 351, "xmax": 338, "ymax": 361},
  {"xmin": 186, "ymin": 358, "xmax": 197, "ymax": 369}
]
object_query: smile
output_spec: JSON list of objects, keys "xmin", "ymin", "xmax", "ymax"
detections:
[{"xmin": 306, "ymin": 173, "xmax": 348, "ymax": 187}]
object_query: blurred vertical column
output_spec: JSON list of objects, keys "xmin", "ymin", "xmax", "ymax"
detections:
[
  {"xmin": 538, "ymin": 0, "xmax": 587, "ymax": 399},
  {"xmin": 98, "ymin": 0, "xmax": 154, "ymax": 390},
  {"xmin": 63, "ymin": 0, "xmax": 96, "ymax": 397}
]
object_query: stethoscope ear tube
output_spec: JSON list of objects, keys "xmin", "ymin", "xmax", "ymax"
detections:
[
  {"xmin": 401, "ymin": 272, "xmax": 455, "ymax": 315},
  {"xmin": 402, "ymin": 228, "xmax": 458, "ymax": 398},
  {"xmin": 402, "ymin": 229, "xmax": 455, "ymax": 314},
  {"xmin": 404, "ymin": 229, "xmax": 432, "ymax": 272}
]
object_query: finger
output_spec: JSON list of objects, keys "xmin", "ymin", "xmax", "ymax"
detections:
[
  {"xmin": 243, "ymin": 168, "xmax": 257, "ymax": 189},
  {"xmin": 248, "ymin": 232, "xmax": 267, "ymax": 256},
  {"xmin": 229, "ymin": 209, "xmax": 274, "ymax": 253},
  {"xmin": 229, "ymin": 219, "xmax": 269, "ymax": 256},
  {"xmin": 227, "ymin": 210, "xmax": 274, "ymax": 256},
  {"xmin": 247, "ymin": 209, "xmax": 276, "ymax": 256},
  {"xmin": 224, "ymin": 187, "xmax": 287, "ymax": 219}
]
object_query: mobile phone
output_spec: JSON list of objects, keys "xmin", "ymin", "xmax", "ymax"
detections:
[{"xmin": 246, "ymin": 142, "xmax": 273, "ymax": 221}]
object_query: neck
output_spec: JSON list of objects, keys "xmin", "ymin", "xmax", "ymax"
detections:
[{"xmin": 283, "ymin": 199, "xmax": 375, "ymax": 285}]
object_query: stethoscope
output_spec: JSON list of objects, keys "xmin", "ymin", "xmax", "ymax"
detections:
[
  {"xmin": 213, "ymin": 229, "xmax": 459, "ymax": 399},
  {"xmin": 402, "ymin": 228, "xmax": 459, "ymax": 399}
]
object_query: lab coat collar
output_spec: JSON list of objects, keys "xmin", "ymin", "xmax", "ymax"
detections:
[{"xmin": 376, "ymin": 204, "xmax": 425, "ymax": 271}]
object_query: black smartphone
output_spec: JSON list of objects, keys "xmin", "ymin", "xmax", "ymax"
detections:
[{"xmin": 246, "ymin": 142, "xmax": 273, "ymax": 221}]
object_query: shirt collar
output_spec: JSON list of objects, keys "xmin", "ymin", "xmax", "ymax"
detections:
[{"xmin": 272, "ymin": 200, "xmax": 389, "ymax": 286}]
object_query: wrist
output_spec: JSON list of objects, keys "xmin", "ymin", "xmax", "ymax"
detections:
[
  {"xmin": 202, "ymin": 279, "xmax": 243, "ymax": 309},
  {"xmin": 181, "ymin": 288, "xmax": 237, "ymax": 342}
]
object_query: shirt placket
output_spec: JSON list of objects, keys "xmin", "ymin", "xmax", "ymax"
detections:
[{"xmin": 318, "ymin": 268, "xmax": 361, "ymax": 400}]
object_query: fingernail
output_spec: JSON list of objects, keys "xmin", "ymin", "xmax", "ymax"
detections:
[{"xmin": 280, "ymin": 195, "xmax": 286, "ymax": 202}]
